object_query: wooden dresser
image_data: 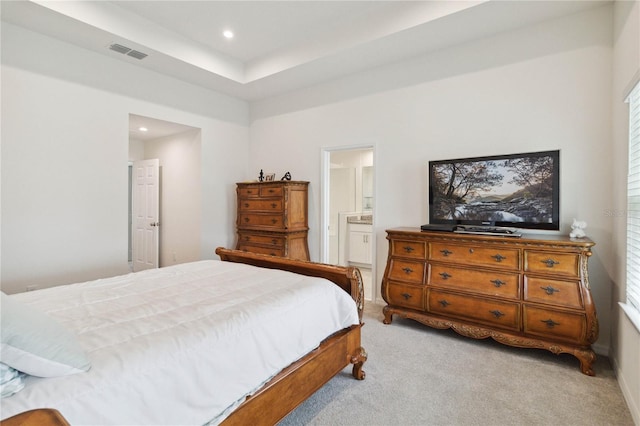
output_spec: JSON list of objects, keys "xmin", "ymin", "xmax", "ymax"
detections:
[
  {"xmin": 381, "ymin": 227, "xmax": 599, "ymax": 375},
  {"xmin": 235, "ymin": 181, "xmax": 310, "ymax": 260}
]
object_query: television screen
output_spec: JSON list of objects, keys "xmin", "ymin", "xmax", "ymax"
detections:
[{"xmin": 428, "ymin": 150, "xmax": 559, "ymax": 231}]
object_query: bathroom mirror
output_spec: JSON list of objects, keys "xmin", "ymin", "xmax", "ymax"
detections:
[{"xmin": 362, "ymin": 166, "xmax": 373, "ymax": 210}]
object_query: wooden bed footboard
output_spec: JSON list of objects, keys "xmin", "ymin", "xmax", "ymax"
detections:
[
  {"xmin": 215, "ymin": 247, "xmax": 365, "ymax": 321},
  {"xmin": 216, "ymin": 248, "xmax": 367, "ymax": 425}
]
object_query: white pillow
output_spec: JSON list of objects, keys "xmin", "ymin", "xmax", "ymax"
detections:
[{"xmin": 0, "ymin": 291, "xmax": 91, "ymax": 377}]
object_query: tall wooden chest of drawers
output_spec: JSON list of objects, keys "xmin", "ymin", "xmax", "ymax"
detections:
[
  {"xmin": 381, "ymin": 227, "xmax": 599, "ymax": 375},
  {"xmin": 235, "ymin": 181, "xmax": 310, "ymax": 261}
]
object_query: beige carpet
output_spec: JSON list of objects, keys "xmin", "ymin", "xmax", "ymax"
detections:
[{"xmin": 279, "ymin": 303, "xmax": 634, "ymax": 426}]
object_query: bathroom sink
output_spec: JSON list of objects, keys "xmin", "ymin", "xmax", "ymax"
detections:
[{"xmin": 347, "ymin": 215, "xmax": 373, "ymax": 225}]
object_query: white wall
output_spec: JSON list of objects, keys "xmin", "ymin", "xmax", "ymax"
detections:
[
  {"xmin": 145, "ymin": 129, "xmax": 202, "ymax": 267},
  {"xmin": 612, "ymin": 0, "xmax": 640, "ymax": 423},
  {"xmin": 1, "ymin": 22, "xmax": 250, "ymax": 294},
  {"xmin": 249, "ymin": 6, "xmax": 614, "ymax": 353}
]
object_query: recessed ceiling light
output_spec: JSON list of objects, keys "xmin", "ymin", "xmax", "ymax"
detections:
[
  {"xmin": 223, "ymin": 30, "xmax": 234, "ymax": 39},
  {"xmin": 139, "ymin": 127, "xmax": 148, "ymax": 132}
]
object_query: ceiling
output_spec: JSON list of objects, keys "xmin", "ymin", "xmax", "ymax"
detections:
[{"xmin": 1, "ymin": 0, "xmax": 609, "ymax": 104}]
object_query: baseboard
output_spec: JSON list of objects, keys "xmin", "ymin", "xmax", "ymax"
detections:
[
  {"xmin": 593, "ymin": 342, "xmax": 609, "ymax": 356},
  {"xmin": 611, "ymin": 354, "xmax": 640, "ymax": 425}
]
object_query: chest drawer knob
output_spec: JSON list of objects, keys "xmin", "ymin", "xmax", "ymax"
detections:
[
  {"xmin": 492, "ymin": 254, "xmax": 506, "ymax": 262},
  {"xmin": 244, "ymin": 217, "xmax": 250, "ymax": 222},
  {"xmin": 401, "ymin": 293, "xmax": 413, "ymax": 300},
  {"xmin": 271, "ymin": 203, "xmax": 277, "ymax": 208},
  {"xmin": 439, "ymin": 272, "xmax": 452, "ymax": 280},
  {"xmin": 244, "ymin": 236, "xmax": 251, "ymax": 241},
  {"xmin": 403, "ymin": 246, "xmax": 414, "ymax": 253},
  {"xmin": 271, "ymin": 239, "xmax": 278, "ymax": 245},
  {"xmin": 541, "ymin": 285, "xmax": 560, "ymax": 295},
  {"xmin": 440, "ymin": 249, "xmax": 453, "ymax": 257},
  {"xmin": 541, "ymin": 318, "xmax": 560, "ymax": 328},
  {"xmin": 244, "ymin": 202, "xmax": 250, "ymax": 207},
  {"xmin": 542, "ymin": 258, "xmax": 560, "ymax": 268},
  {"xmin": 490, "ymin": 310, "xmax": 505, "ymax": 319},
  {"xmin": 490, "ymin": 279, "xmax": 506, "ymax": 288},
  {"xmin": 438, "ymin": 299, "xmax": 451, "ymax": 308},
  {"xmin": 402, "ymin": 267, "xmax": 414, "ymax": 274},
  {"xmin": 271, "ymin": 219, "xmax": 278, "ymax": 224}
]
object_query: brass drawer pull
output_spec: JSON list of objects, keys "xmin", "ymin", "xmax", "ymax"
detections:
[
  {"xmin": 440, "ymin": 249, "xmax": 452, "ymax": 257},
  {"xmin": 403, "ymin": 246, "xmax": 414, "ymax": 253},
  {"xmin": 542, "ymin": 258, "xmax": 559, "ymax": 268},
  {"xmin": 401, "ymin": 293, "xmax": 412, "ymax": 300},
  {"xmin": 492, "ymin": 254, "xmax": 506, "ymax": 262},
  {"xmin": 541, "ymin": 285, "xmax": 560, "ymax": 295},
  {"xmin": 490, "ymin": 310, "xmax": 505, "ymax": 319},
  {"xmin": 439, "ymin": 272, "xmax": 452, "ymax": 280},
  {"xmin": 402, "ymin": 267, "xmax": 414, "ymax": 274},
  {"xmin": 438, "ymin": 299, "xmax": 450, "ymax": 308},
  {"xmin": 490, "ymin": 279, "xmax": 506, "ymax": 288},
  {"xmin": 541, "ymin": 319, "xmax": 560, "ymax": 328}
]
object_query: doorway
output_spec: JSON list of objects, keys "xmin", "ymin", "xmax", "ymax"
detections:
[
  {"xmin": 128, "ymin": 114, "xmax": 202, "ymax": 270},
  {"xmin": 321, "ymin": 146, "xmax": 375, "ymax": 302}
]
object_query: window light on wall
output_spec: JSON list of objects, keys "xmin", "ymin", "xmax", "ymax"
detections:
[{"xmin": 624, "ymin": 78, "xmax": 640, "ymax": 330}]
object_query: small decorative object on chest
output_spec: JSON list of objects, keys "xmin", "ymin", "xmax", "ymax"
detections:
[{"xmin": 569, "ymin": 218, "xmax": 587, "ymax": 238}]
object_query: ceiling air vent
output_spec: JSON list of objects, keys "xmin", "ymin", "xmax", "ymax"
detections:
[
  {"xmin": 127, "ymin": 50, "xmax": 148, "ymax": 60},
  {"xmin": 108, "ymin": 43, "xmax": 148, "ymax": 60},
  {"xmin": 109, "ymin": 43, "xmax": 131, "ymax": 54}
]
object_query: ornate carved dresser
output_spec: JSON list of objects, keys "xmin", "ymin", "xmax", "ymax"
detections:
[
  {"xmin": 381, "ymin": 227, "xmax": 599, "ymax": 375},
  {"xmin": 235, "ymin": 181, "xmax": 310, "ymax": 260}
]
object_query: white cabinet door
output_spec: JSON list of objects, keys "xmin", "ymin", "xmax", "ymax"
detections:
[{"xmin": 349, "ymin": 231, "xmax": 371, "ymax": 264}]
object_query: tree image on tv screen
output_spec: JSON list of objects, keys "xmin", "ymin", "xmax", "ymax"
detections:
[{"xmin": 432, "ymin": 155, "xmax": 555, "ymax": 224}]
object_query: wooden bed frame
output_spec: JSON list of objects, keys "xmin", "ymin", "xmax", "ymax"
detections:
[
  {"xmin": 216, "ymin": 248, "xmax": 367, "ymax": 426},
  {"xmin": 2, "ymin": 249, "xmax": 367, "ymax": 426}
]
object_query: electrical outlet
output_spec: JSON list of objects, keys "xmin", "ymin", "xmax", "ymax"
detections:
[{"xmin": 26, "ymin": 285, "xmax": 38, "ymax": 292}]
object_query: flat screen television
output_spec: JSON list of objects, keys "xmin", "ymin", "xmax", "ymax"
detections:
[{"xmin": 428, "ymin": 150, "xmax": 560, "ymax": 231}]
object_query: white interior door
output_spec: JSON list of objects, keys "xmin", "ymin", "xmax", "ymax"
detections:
[{"xmin": 132, "ymin": 159, "xmax": 160, "ymax": 271}]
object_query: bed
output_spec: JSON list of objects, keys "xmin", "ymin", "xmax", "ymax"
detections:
[{"xmin": 0, "ymin": 248, "xmax": 367, "ymax": 425}]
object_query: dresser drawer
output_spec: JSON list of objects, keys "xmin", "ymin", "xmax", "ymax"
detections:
[
  {"xmin": 237, "ymin": 232, "xmax": 284, "ymax": 247},
  {"xmin": 430, "ymin": 243, "xmax": 519, "ymax": 270},
  {"xmin": 237, "ymin": 243, "xmax": 285, "ymax": 257},
  {"xmin": 390, "ymin": 239, "xmax": 427, "ymax": 259},
  {"xmin": 260, "ymin": 185, "xmax": 284, "ymax": 197},
  {"xmin": 239, "ymin": 214, "xmax": 284, "ymax": 228},
  {"xmin": 239, "ymin": 199, "xmax": 283, "ymax": 212},
  {"xmin": 524, "ymin": 251, "xmax": 580, "ymax": 277},
  {"xmin": 238, "ymin": 186, "xmax": 261, "ymax": 197},
  {"xmin": 429, "ymin": 265, "xmax": 521, "ymax": 300},
  {"xmin": 523, "ymin": 306, "xmax": 586, "ymax": 343},
  {"xmin": 427, "ymin": 289, "xmax": 520, "ymax": 331},
  {"xmin": 524, "ymin": 277, "xmax": 583, "ymax": 309},
  {"xmin": 386, "ymin": 282, "xmax": 424, "ymax": 310},
  {"xmin": 387, "ymin": 259, "xmax": 426, "ymax": 285}
]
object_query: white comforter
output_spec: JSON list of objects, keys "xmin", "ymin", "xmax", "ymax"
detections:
[{"xmin": 1, "ymin": 260, "xmax": 360, "ymax": 425}]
